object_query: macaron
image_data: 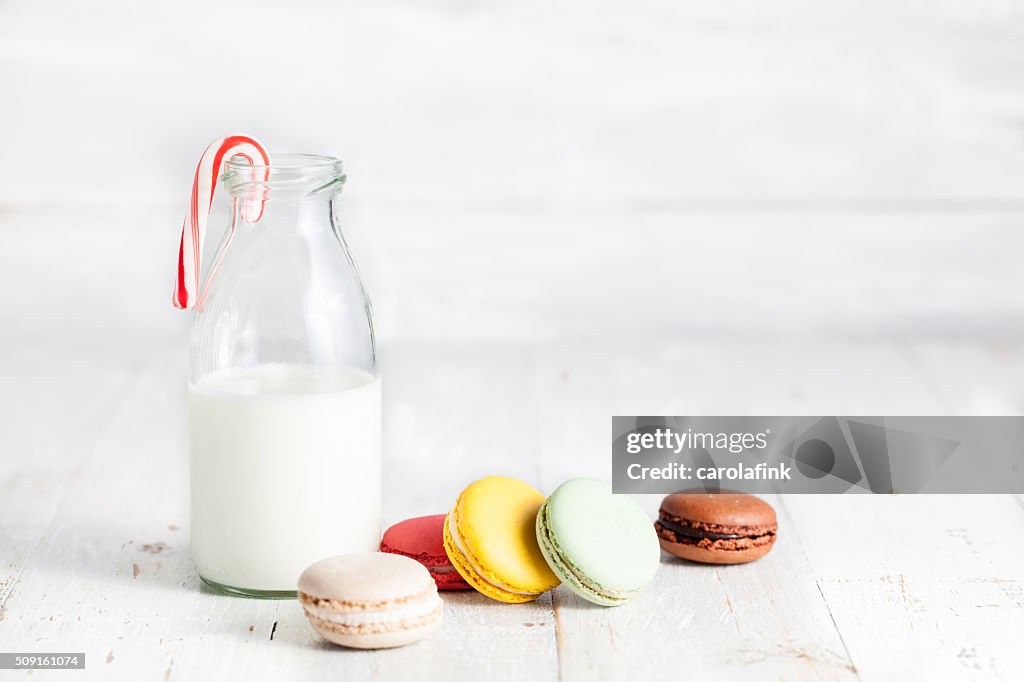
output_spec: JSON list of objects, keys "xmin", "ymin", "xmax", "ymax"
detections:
[
  {"xmin": 381, "ymin": 514, "xmax": 471, "ymax": 590},
  {"xmin": 536, "ymin": 478, "xmax": 660, "ymax": 606},
  {"xmin": 443, "ymin": 476, "xmax": 560, "ymax": 603},
  {"xmin": 655, "ymin": 492, "xmax": 777, "ymax": 564},
  {"xmin": 297, "ymin": 553, "xmax": 443, "ymax": 649}
]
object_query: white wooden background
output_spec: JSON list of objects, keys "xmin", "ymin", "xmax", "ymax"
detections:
[{"xmin": 3, "ymin": 0, "xmax": 1024, "ymax": 680}]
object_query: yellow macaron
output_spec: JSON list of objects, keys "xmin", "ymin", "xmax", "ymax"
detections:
[{"xmin": 443, "ymin": 476, "xmax": 560, "ymax": 603}]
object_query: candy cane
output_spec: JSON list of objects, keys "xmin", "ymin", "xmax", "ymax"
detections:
[{"xmin": 172, "ymin": 134, "xmax": 270, "ymax": 310}]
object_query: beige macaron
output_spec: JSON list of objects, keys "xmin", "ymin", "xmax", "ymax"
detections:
[{"xmin": 298, "ymin": 553, "xmax": 443, "ymax": 649}]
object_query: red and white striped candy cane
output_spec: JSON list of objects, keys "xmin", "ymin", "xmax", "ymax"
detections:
[{"xmin": 172, "ymin": 134, "xmax": 270, "ymax": 310}]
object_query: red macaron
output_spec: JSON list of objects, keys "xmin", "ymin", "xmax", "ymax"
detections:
[{"xmin": 380, "ymin": 514, "xmax": 471, "ymax": 590}]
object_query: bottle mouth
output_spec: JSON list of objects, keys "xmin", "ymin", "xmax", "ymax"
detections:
[
  {"xmin": 223, "ymin": 153, "xmax": 346, "ymax": 198},
  {"xmin": 225, "ymin": 153, "xmax": 342, "ymax": 172}
]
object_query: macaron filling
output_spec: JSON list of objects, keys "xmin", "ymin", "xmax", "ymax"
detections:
[
  {"xmin": 301, "ymin": 591, "xmax": 442, "ymax": 629},
  {"xmin": 656, "ymin": 517, "xmax": 744, "ymax": 541},
  {"xmin": 447, "ymin": 509, "xmax": 538, "ymax": 597},
  {"xmin": 655, "ymin": 511, "xmax": 776, "ymax": 548}
]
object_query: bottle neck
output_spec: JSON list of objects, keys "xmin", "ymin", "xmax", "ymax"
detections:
[
  {"xmin": 234, "ymin": 195, "xmax": 340, "ymax": 235},
  {"xmin": 223, "ymin": 153, "xmax": 346, "ymax": 230}
]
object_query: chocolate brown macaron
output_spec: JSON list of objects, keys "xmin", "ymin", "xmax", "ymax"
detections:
[{"xmin": 655, "ymin": 492, "xmax": 777, "ymax": 564}]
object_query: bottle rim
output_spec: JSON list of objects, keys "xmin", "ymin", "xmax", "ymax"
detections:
[
  {"xmin": 224, "ymin": 153, "xmax": 342, "ymax": 172},
  {"xmin": 222, "ymin": 153, "xmax": 345, "ymax": 198}
]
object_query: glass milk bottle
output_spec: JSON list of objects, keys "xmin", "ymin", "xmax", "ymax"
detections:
[{"xmin": 188, "ymin": 154, "xmax": 379, "ymax": 598}]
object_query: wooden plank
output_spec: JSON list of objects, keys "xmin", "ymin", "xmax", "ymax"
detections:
[
  {"xmin": 534, "ymin": 339, "xmax": 946, "ymax": 500},
  {"xmin": 533, "ymin": 341, "xmax": 939, "ymax": 680},
  {"xmin": 2, "ymin": 336, "xmax": 1022, "ymax": 679},
  {"xmin": 2, "ymin": 2, "xmax": 1024, "ymax": 206},
  {"xmin": 0, "ymin": 209, "xmax": 187, "ymax": 343},
  {"xmin": 782, "ymin": 495, "xmax": 1024, "ymax": 681},
  {"xmin": 533, "ymin": 339, "xmax": 1024, "ymax": 679},
  {"xmin": 369, "ymin": 210, "xmax": 1024, "ymax": 346},
  {"xmin": 902, "ymin": 341, "xmax": 1024, "ymax": 415},
  {"xmin": 4, "ymin": 207, "xmax": 1023, "ymax": 349},
  {"xmin": 230, "ymin": 592, "xmax": 558, "ymax": 682},
  {"xmin": 0, "ymin": 340, "xmax": 145, "ymax": 625},
  {"xmin": 378, "ymin": 343, "xmax": 542, "ymax": 526},
  {"xmin": 0, "ymin": 342, "xmax": 560, "ymax": 681},
  {"xmin": 772, "ymin": 342, "xmax": 1024, "ymax": 680},
  {"xmin": 552, "ymin": 493, "xmax": 860, "ymax": 681}
]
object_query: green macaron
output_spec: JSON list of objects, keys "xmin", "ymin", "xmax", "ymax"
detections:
[{"xmin": 536, "ymin": 478, "xmax": 660, "ymax": 606}]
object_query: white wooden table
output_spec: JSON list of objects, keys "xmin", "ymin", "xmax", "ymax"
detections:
[
  {"xmin": 3, "ymin": 1, "xmax": 1024, "ymax": 676},
  {"xmin": 2, "ymin": 331, "xmax": 1023, "ymax": 681}
]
